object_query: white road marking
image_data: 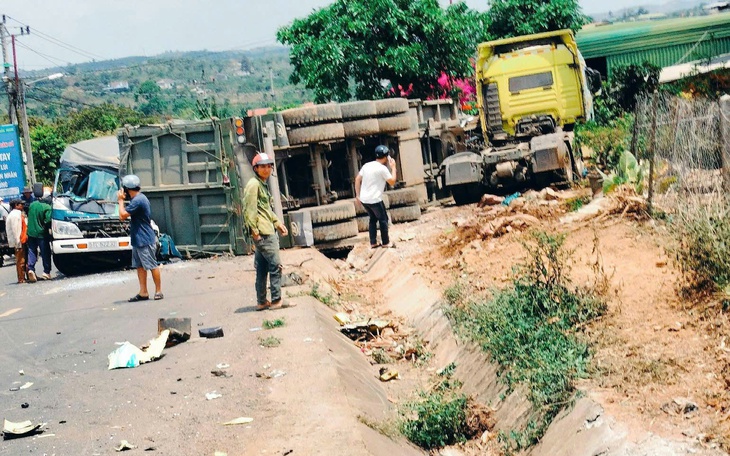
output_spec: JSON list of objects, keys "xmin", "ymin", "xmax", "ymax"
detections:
[{"xmin": 0, "ymin": 308, "xmax": 22, "ymax": 318}]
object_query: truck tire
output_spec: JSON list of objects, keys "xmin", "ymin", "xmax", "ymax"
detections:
[
  {"xmin": 374, "ymin": 98, "xmax": 409, "ymax": 116},
  {"xmin": 287, "ymin": 123, "xmax": 345, "ymax": 145},
  {"xmin": 340, "ymin": 101, "xmax": 377, "ymax": 120},
  {"xmin": 451, "ymin": 184, "xmax": 483, "ymax": 205},
  {"xmin": 343, "ymin": 118, "xmax": 380, "ymax": 138},
  {"xmin": 389, "ymin": 204, "xmax": 421, "ymax": 223},
  {"xmin": 378, "ymin": 114, "xmax": 412, "ymax": 134},
  {"xmin": 304, "ymin": 201, "xmax": 356, "ymax": 225},
  {"xmin": 312, "ymin": 219, "xmax": 359, "ymax": 243},
  {"xmin": 384, "ymin": 188, "xmax": 419, "ymax": 207},
  {"xmin": 281, "ymin": 104, "xmax": 342, "ymax": 126},
  {"xmin": 349, "ymin": 195, "xmax": 390, "ymax": 216},
  {"xmin": 356, "ymin": 215, "xmax": 369, "ymax": 232}
]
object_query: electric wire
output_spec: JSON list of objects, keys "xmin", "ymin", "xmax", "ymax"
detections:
[
  {"xmin": 6, "ymin": 15, "xmax": 104, "ymax": 60},
  {"xmin": 15, "ymin": 41, "xmax": 69, "ymax": 69}
]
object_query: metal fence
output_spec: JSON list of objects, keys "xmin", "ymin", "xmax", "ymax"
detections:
[{"xmin": 633, "ymin": 93, "xmax": 730, "ymax": 214}]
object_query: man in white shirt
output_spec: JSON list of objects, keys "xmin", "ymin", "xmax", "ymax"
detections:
[
  {"xmin": 5, "ymin": 199, "xmax": 27, "ymax": 283},
  {"xmin": 355, "ymin": 145, "xmax": 397, "ymax": 248}
]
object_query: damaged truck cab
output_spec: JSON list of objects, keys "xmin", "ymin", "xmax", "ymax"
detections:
[
  {"xmin": 51, "ymin": 136, "xmax": 131, "ymax": 275},
  {"xmin": 440, "ymin": 29, "xmax": 594, "ymax": 204}
]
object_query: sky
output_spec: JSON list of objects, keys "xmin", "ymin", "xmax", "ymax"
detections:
[{"xmin": 1, "ymin": 0, "xmax": 668, "ymax": 71}]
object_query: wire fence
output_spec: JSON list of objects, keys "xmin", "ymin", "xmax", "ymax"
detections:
[{"xmin": 634, "ymin": 93, "xmax": 730, "ymax": 215}]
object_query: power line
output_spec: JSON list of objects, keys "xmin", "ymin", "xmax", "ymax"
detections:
[
  {"xmin": 6, "ymin": 15, "xmax": 104, "ymax": 61},
  {"xmin": 15, "ymin": 41, "xmax": 69, "ymax": 69},
  {"xmin": 27, "ymin": 85, "xmax": 98, "ymax": 108}
]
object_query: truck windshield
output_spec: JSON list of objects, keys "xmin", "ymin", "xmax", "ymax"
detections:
[
  {"xmin": 55, "ymin": 168, "xmax": 120, "ymax": 202},
  {"xmin": 508, "ymin": 71, "xmax": 554, "ymax": 93}
]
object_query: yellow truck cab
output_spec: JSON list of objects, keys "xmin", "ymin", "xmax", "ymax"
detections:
[{"xmin": 441, "ymin": 30, "xmax": 593, "ymax": 204}]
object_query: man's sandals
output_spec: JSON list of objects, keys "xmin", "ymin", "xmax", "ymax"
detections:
[{"xmin": 128, "ymin": 292, "xmax": 164, "ymax": 302}]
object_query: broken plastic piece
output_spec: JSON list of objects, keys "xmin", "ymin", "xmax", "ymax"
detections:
[
  {"xmin": 199, "ymin": 327, "xmax": 224, "ymax": 338},
  {"xmin": 114, "ymin": 439, "xmax": 136, "ymax": 452},
  {"xmin": 3, "ymin": 419, "xmax": 44, "ymax": 439},
  {"xmin": 107, "ymin": 330, "xmax": 169, "ymax": 370},
  {"xmin": 222, "ymin": 417, "xmax": 253, "ymax": 426},
  {"xmin": 206, "ymin": 391, "xmax": 222, "ymax": 400},
  {"xmin": 379, "ymin": 368, "xmax": 399, "ymax": 382},
  {"xmin": 333, "ymin": 312, "xmax": 351, "ymax": 326},
  {"xmin": 19, "ymin": 382, "xmax": 33, "ymax": 390},
  {"xmin": 158, "ymin": 318, "xmax": 191, "ymax": 347}
]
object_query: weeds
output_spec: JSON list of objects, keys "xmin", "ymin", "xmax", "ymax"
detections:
[
  {"xmin": 564, "ymin": 195, "xmax": 591, "ymax": 212},
  {"xmin": 258, "ymin": 336, "xmax": 281, "ymax": 348},
  {"xmin": 444, "ymin": 231, "xmax": 606, "ymax": 451},
  {"xmin": 357, "ymin": 414, "xmax": 399, "ymax": 439},
  {"xmin": 371, "ymin": 348, "xmax": 394, "ymax": 364},
  {"xmin": 310, "ymin": 282, "xmax": 340, "ymax": 308},
  {"xmin": 262, "ymin": 318, "xmax": 286, "ymax": 329}
]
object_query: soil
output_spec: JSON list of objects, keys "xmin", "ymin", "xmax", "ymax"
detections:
[{"xmin": 327, "ymin": 187, "xmax": 730, "ymax": 454}]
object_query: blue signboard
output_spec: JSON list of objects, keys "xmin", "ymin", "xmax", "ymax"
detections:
[{"xmin": 0, "ymin": 124, "xmax": 25, "ymax": 200}]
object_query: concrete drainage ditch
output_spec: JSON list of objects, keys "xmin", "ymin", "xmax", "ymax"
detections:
[{"xmin": 295, "ymin": 245, "xmax": 726, "ymax": 456}]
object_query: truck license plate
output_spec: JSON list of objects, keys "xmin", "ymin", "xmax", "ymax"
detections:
[{"xmin": 94, "ymin": 240, "xmax": 118, "ymax": 249}]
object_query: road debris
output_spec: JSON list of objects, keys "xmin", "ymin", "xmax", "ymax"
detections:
[
  {"xmin": 206, "ymin": 391, "xmax": 222, "ymax": 400},
  {"xmin": 256, "ymin": 369, "xmax": 286, "ymax": 379},
  {"xmin": 661, "ymin": 397, "xmax": 699, "ymax": 416},
  {"xmin": 18, "ymin": 370, "xmax": 24, "ymax": 376},
  {"xmin": 340, "ymin": 319, "xmax": 393, "ymax": 341},
  {"xmin": 20, "ymin": 403, "xmax": 28, "ymax": 409},
  {"xmin": 107, "ymin": 330, "xmax": 169, "ymax": 370},
  {"xmin": 199, "ymin": 327, "xmax": 224, "ymax": 338},
  {"xmin": 2, "ymin": 419, "xmax": 45, "ymax": 439},
  {"xmin": 379, "ymin": 367, "xmax": 399, "ymax": 382},
  {"xmin": 221, "ymin": 417, "xmax": 253, "ymax": 426},
  {"xmin": 158, "ymin": 317, "xmax": 191, "ymax": 347},
  {"xmin": 211, "ymin": 369, "xmax": 231, "ymax": 378},
  {"xmin": 281, "ymin": 271, "xmax": 305, "ymax": 287},
  {"xmin": 19, "ymin": 382, "xmax": 33, "ymax": 390},
  {"xmin": 216, "ymin": 363, "xmax": 230, "ymax": 369},
  {"xmin": 333, "ymin": 312, "xmax": 351, "ymax": 326},
  {"xmin": 114, "ymin": 439, "xmax": 136, "ymax": 451}
]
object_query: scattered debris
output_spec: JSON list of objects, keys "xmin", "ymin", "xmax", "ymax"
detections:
[
  {"xmin": 8, "ymin": 387, "xmax": 18, "ymax": 392},
  {"xmin": 221, "ymin": 417, "xmax": 253, "ymax": 426},
  {"xmin": 477, "ymin": 194, "xmax": 504, "ymax": 207},
  {"xmin": 20, "ymin": 403, "xmax": 28, "ymax": 409},
  {"xmin": 211, "ymin": 369, "xmax": 231, "ymax": 378},
  {"xmin": 19, "ymin": 382, "xmax": 33, "ymax": 390},
  {"xmin": 199, "ymin": 327, "xmax": 224, "ymax": 339},
  {"xmin": 249, "ymin": 327, "xmax": 262, "ymax": 332},
  {"xmin": 256, "ymin": 369, "xmax": 286, "ymax": 379},
  {"xmin": 399, "ymin": 232, "xmax": 416, "ymax": 241},
  {"xmin": 216, "ymin": 363, "xmax": 230, "ymax": 369},
  {"xmin": 333, "ymin": 312, "xmax": 351, "ymax": 326},
  {"xmin": 206, "ymin": 391, "xmax": 222, "ymax": 401},
  {"xmin": 282, "ymin": 271, "xmax": 305, "ymax": 287},
  {"xmin": 661, "ymin": 397, "xmax": 699, "ymax": 415},
  {"xmin": 379, "ymin": 367, "xmax": 399, "ymax": 382},
  {"xmin": 340, "ymin": 319, "xmax": 394, "ymax": 341},
  {"xmin": 107, "ymin": 330, "xmax": 169, "ymax": 370},
  {"xmin": 2, "ymin": 419, "xmax": 44, "ymax": 439},
  {"xmin": 18, "ymin": 370, "xmax": 24, "ymax": 376},
  {"xmin": 158, "ymin": 318, "xmax": 191, "ymax": 347},
  {"xmin": 114, "ymin": 440, "xmax": 136, "ymax": 452}
]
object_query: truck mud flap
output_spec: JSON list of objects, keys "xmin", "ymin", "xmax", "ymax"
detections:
[{"xmin": 441, "ymin": 152, "xmax": 483, "ymax": 187}]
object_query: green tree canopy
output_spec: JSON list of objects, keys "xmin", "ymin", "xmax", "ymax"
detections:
[
  {"xmin": 486, "ymin": 0, "xmax": 589, "ymax": 38},
  {"xmin": 276, "ymin": 0, "xmax": 489, "ymax": 102}
]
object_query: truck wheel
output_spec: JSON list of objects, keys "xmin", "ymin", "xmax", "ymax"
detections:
[
  {"xmin": 287, "ymin": 123, "xmax": 345, "ymax": 145},
  {"xmin": 374, "ymin": 98, "xmax": 409, "ymax": 116},
  {"xmin": 312, "ymin": 219, "xmax": 359, "ymax": 243},
  {"xmin": 281, "ymin": 104, "xmax": 342, "ymax": 127},
  {"xmin": 573, "ymin": 154, "xmax": 586, "ymax": 181},
  {"xmin": 451, "ymin": 184, "xmax": 482, "ymax": 205},
  {"xmin": 343, "ymin": 118, "xmax": 380, "ymax": 138},
  {"xmin": 384, "ymin": 188, "xmax": 419, "ymax": 208},
  {"xmin": 304, "ymin": 201, "xmax": 357, "ymax": 225},
  {"xmin": 340, "ymin": 101, "xmax": 377, "ymax": 120},
  {"xmin": 356, "ymin": 215, "xmax": 369, "ymax": 232},
  {"xmin": 348, "ymin": 195, "xmax": 390, "ymax": 216},
  {"xmin": 389, "ymin": 204, "xmax": 421, "ymax": 223},
  {"xmin": 378, "ymin": 114, "xmax": 411, "ymax": 134},
  {"xmin": 0, "ymin": 255, "xmax": 4, "ymax": 267}
]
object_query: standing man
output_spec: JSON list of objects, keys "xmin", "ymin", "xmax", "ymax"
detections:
[
  {"xmin": 243, "ymin": 153, "xmax": 291, "ymax": 311},
  {"xmin": 117, "ymin": 174, "xmax": 163, "ymax": 302},
  {"xmin": 26, "ymin": 196, "xmax": 53, "ymax": 282},
  {"xmin": 355, "ymin": 145, "xmax": 397, "ymax": 248},
  {"xmin": 20, "ymin": 187, "xmax": 35, "ymax": 214},
  {"xmin": 5, "ymin": 199, "xmax": 27, "ymax": 283}
]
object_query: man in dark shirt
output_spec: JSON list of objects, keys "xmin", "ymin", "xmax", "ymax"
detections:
[{"xmin": 117, "ymin": 174, "xmax": 163, "ymax": 302}]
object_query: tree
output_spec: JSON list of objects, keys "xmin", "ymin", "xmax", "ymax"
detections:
[
  {"xmin": 136, "ymin": 80, "xmax": 168, "ymax": 116},
  {"xmin": 276, "ymin": 0, "xmax": 489, "ymax": 102},
  {"xmin": 486, "ymin": 0, "xmax": 589, "ymax": 39},
  {"xmin": 30, "ymin": 123, "xmax": 66, "ymax": 185}
]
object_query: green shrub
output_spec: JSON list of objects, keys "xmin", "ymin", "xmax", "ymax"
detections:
[
  {"xmin": 262, "ymin": 318, "xmax": 286, "ymax": 329},
  {"xmin": 399, "ymin": 365, "xmax": 469, "ymax": 449},
  {"xmin": 444, "ymin": 231, "xmax": 606, "ymax": 450}
]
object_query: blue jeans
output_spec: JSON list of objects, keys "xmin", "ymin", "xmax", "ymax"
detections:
[
  {"xmin": 253, "ymin": 234, "xmax": 282, "ymax": 305},
  {"xmin": 27, "ymin": 236, "xmax": 51, "ymax": 274},
  {"xmin": 362, "ymin": 201, "xmax": 389, "ymax": 246}
]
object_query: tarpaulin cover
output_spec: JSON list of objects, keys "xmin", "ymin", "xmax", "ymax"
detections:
[{"xmin": 60, "ymin": 136, "xmax": 119, "ymax": 170}]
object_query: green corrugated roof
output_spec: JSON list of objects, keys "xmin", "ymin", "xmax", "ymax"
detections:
[{"xmin": 576, "ymin": 14, "xmax": 730, "ymax": 59}]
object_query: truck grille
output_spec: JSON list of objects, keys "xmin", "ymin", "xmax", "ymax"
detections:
[{"xmin": 74, "ymin": 219, "xmax": 130, "ymax": 238}]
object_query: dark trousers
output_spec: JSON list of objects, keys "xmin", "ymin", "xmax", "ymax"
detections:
[
  {"xmin": 362, "ymin": 201, "xmax": 389, "ymax": 246},
  {"xmin": 14, "ymin": 246, "xmax": 26, "ymax": 283},
  {"xmin": 27, "ymin": 236, "xmax": 52, "ymax": 274},
  {"xmin": 253, "ymin": 234, "xmax": 282, "ymax": 305}
]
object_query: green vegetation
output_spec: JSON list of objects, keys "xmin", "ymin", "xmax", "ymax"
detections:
[
  {"xmin": 486, "ymin": 0, "xmax": 589, "ymax": 38},
  {"xmin": 309, "ymin": 282, "xmax": 340, "ymax": 308},
  {"xmin": 399, "ymin": 362, "xmax": 470, "ymax": 449},
  {"xmin": 672, "ymin": 201, "xmax": 730, "ymax": 295},
  {"xmin": 262, "ymin": 318, "xmax": 286, "ymax": 330},
  {"xmin": 277, "ymin": 0, "xmax": 489, "ymax": 102},
  {"xmin": 258, "ymin": 336, "xmax": 282, "ymax": 348},
  {"xmin": 444, "ymin": 232, "xmax": 606, "ymax": 451}
]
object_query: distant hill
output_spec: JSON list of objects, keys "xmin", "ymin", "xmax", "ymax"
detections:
[
  {"xmin": 19, "ymin": 46, "xmax": 312, "ymax": 121},
  {"xmin": 589, "ymin": 0, "xmax": 708, "ymax": 22}
]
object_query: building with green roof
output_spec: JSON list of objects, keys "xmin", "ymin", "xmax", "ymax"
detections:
[{"xmin": 575, "ymin": 14, "xmax": 730, "ymax": 77}]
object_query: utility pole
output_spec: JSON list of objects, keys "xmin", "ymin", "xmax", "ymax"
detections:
[
  {"xmin": 269, "ymin": 68, "xmax": 275, "ymax": 99},
  {"xmin": 10, "ymin": 26, "xmax": 35, "ymax": 184},
  {"xmin": 0, "ymin": 17, "xmax": 16, "ymax": 123}
]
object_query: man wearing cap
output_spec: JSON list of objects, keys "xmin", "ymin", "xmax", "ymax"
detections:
[
  {"xmin": 20, "ymin": 187, "xmax": 35, "ymax": 214},
  {"xmin": 355, "ymin": 145, "xmax": 397, "ymax": 248},
  {"xmin": 243, "ymin": 153, "xmax": 291, "ymax": 311},
  {"xmin": 5, "ymin": 199, "xmax": 27, "ymax": 283},
  {"xmin": 117, "ymin": 174, "xmax": 163, "ymax": 302}
]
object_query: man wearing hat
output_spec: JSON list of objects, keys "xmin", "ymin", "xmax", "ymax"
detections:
[
  {"xmin": 243, "ymin": 152, "xmax": 291, "ymax": 311},
  {"xmin": 355, "ymin": 144, "xmax": 397, "ymax": 248},
  {"xmin": 20, "ymin": 187, "xmax": 35, "ymax": 214}
]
